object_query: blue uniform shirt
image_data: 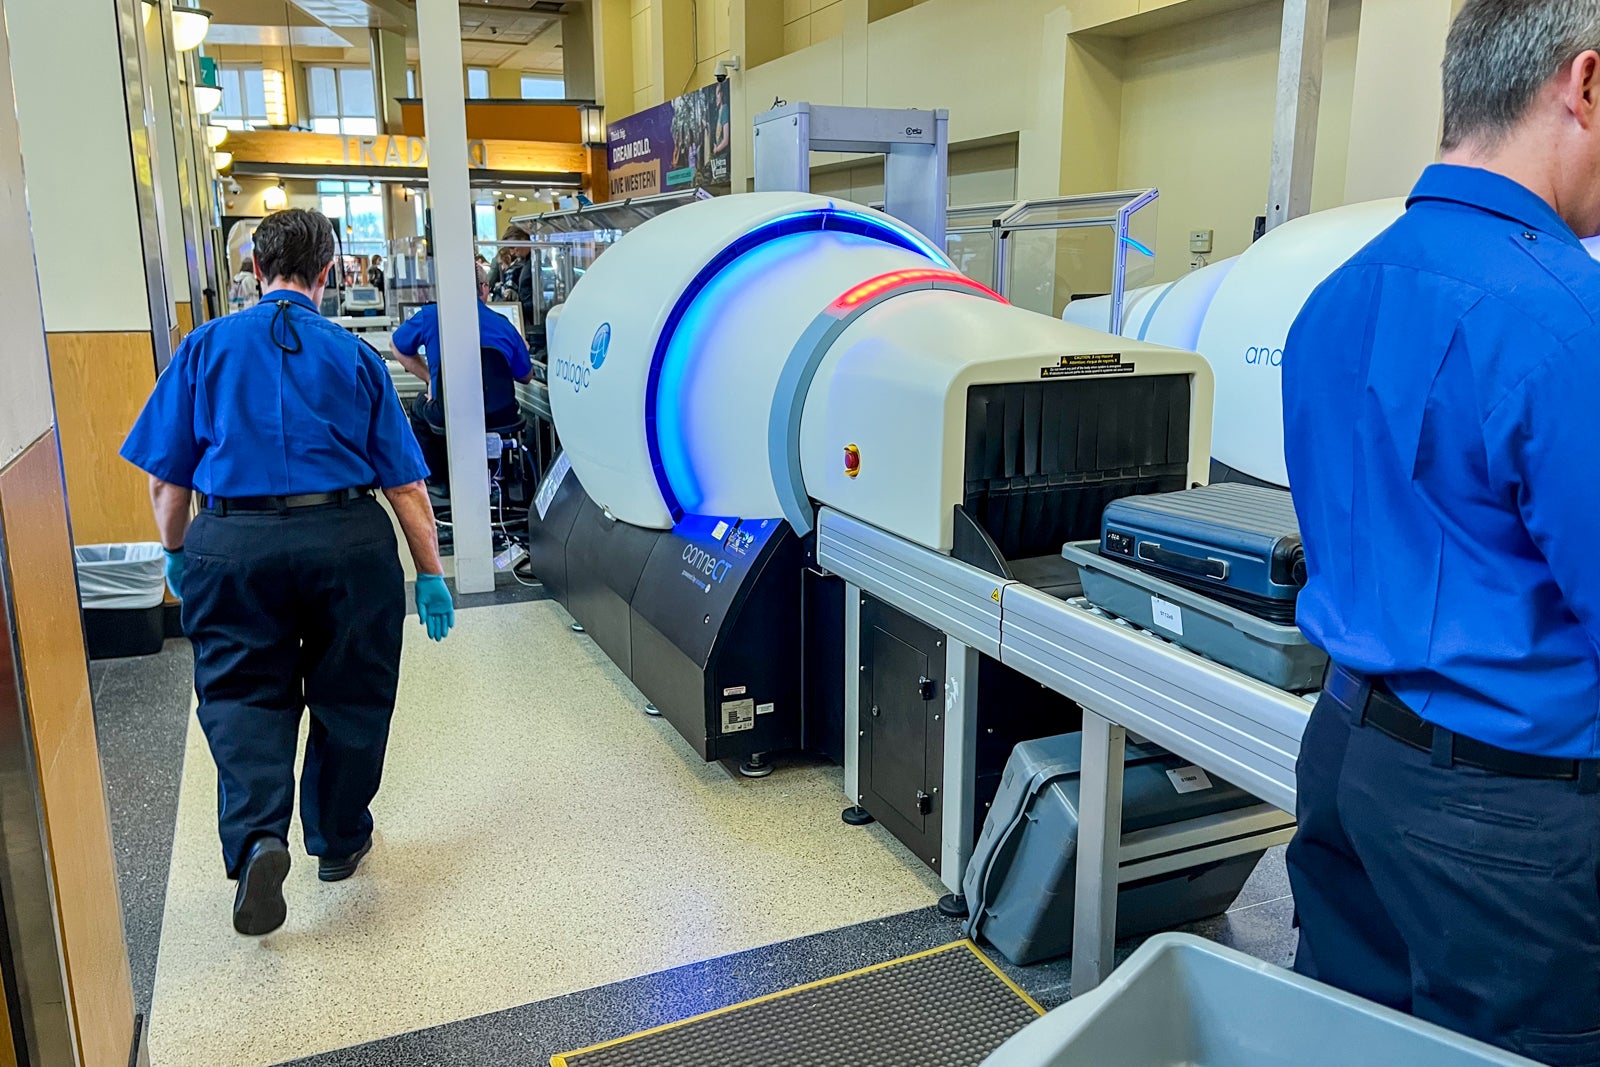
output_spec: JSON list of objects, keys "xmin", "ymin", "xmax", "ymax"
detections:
[
  {"xmin": 390, "ymin": 302, "xmax": 533, "ymax": 387},
  {"xmin": 121, "ymin": 290, "xmax": 430, "ymax": 496},
  {"xmin": 1284, "ymin": 164, "xmax": 1600, "ymax": 759}
]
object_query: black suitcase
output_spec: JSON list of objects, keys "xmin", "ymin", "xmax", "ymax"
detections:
[{"xmin": 1099, "ymin": 483, "xmax": 1306, "ymax": 624}]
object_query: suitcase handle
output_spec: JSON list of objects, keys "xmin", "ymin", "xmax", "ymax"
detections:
[{"xmin": 1137, "ymin": 541, "xmax": 1230, "ymax": 581}]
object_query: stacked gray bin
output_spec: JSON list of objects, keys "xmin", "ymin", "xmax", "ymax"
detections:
[
  {"xmin": 982, "ymin": 934, "xmax": 1541, "ymax": 1066},
  {"xmin": 963, "ymin": 732, "xmax": 1264, "ymax": 965}
]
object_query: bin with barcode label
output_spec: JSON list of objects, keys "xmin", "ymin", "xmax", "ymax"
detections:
[
  {"xmin": 962, "ymin": 731, "xmax": 1266, "ymax": 966},
  {"xmin": 983, "ymin": 933, "xmax": 1542, "ymax": 1067},
  {"xmin": 1063, "ymin": 541, "xmax": 1327, "ymax": 691}
]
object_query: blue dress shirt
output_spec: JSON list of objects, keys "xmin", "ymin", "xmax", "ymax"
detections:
[
  {"xmin": 1284, "ymin": 164, "xmax": 1600, "ymax": 759},
  {"xmin": 390, "ymin": 302, "xmax": 533, "ymax": 415},
  {"xmin": 121, "ymin": 290, "xmax": 430, "ymax": 496}
]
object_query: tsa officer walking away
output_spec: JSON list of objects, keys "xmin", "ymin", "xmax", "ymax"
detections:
[
  {"xmin": 121, "ymin": 209, "xmax": 459, "ymax": 937},
  {"xmin": 1283, "ymin": 2, "xmax": 1600, "ymax": 1062}
]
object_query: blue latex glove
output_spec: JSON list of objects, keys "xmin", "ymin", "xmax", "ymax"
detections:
[
  {"xmin": 415, "ymin": 573, "xmax": 455, "ymax": 642},
  {"xmin": 164, "ymin": 547, "xmax": 185, "ymax": 600}
]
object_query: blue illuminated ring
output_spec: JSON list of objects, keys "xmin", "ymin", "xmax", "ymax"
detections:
[{"xmin": 645, "ymin": 208, "xmax": 950, "ymax": 523}]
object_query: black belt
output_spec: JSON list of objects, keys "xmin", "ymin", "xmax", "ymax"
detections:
[
  {"xmin": 204, "ymin": 488, "xmax": 372, "ymax": 516},
  {"xmin": 1325, "ymin": 663, "xmax": 1599, "ymax": 785}
]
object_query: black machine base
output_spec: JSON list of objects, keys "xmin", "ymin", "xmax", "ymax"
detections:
[
  {"xmin": 527, "ymin": 457, "xmax": 819, "ymax": 768},
  {"xmin": 841, "ymin": 805, "xmax": 875, "ymax": 826},
  {"xmin": 938, "ymin": 893, "xmax": 969, "ymax": 919}
]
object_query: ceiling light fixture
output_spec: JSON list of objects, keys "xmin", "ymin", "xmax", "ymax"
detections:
[
  {"xmin": 212, "ymin": 150, "xmax": 233, "ymax": 171},
  {"xmin": 263, "ymin": 182, "xmax": 288, "ymax": 211},
  {"xmin": 205, "ymin": 124, "xmax": 228, "ymax": 148},
  {"xmin": 170, "ymin": 5, "xmax": 213, "ymax": 51}
]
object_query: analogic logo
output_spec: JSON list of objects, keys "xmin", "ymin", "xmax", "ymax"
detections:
[
  {"xmin": 590, "ymin": 322, "xmax": 612, "ymax": 370},
  {"xmin": 1244, "ymin": 345, "xmax": 1285, "ymax": 367}
]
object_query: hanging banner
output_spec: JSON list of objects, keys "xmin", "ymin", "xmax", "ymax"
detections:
[{"xmin": 606, "ymin": 82, "xmax": 731, "ymax": 198}]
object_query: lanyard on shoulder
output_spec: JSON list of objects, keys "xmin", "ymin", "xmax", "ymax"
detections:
[{"xmin": 270, "ymin": 300, "xmax": 304, "ymax": 356}]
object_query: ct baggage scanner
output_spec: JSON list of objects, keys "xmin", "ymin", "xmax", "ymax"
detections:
[{"xmin": 527, "ymin": 191, "xmax": 1296, "ymax": 935}]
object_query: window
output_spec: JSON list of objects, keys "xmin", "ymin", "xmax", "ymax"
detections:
[
  {"xmin": 307, "ymin": 65, "xmax": 379, "ymax": 135},
  {"xmin": 318, "ymin": 181, "xmax": 387, "ymax": 259},
  {"xmin": 213, "ymin": 63, "xmax": 267, "ymax": 130},
  {"xmin": 467, "ymin": 67, "xmax": 490, "ymax": 99},
  {"xmin": 405, "ymin": 66, "xmax": 418, "ymax": 97},
  {"xmin": 474, "ymin": 202, "xmax": 499, "ymax": 245},
  {"xmin": 520, "ymin": 73, "xmax": 563, "ymax": 100}
]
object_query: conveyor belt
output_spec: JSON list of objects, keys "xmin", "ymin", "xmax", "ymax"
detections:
[{"xmin": 550, "ymin": 941, "xmax": 1041, "ymax": 1067}]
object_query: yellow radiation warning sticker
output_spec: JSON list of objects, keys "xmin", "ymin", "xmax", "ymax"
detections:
[{"xmin": 991, "ymin": 588, "xmax": 1001, "ymax": 603}]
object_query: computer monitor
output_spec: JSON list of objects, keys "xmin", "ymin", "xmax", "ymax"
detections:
[{"xmin": 488, "ymin": 301, "xmax": 524, "ymax": 337}]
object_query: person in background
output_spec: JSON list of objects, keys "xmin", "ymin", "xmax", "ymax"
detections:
[
  {"xmin": 119, "ymin": 209, "xmax": 456, "ymax": 938},
  {"xmin": 392, "ymin": 260, "xmax": 535, "ymax": 483},
  {"xmin": 1282, "ymin": 2, "xmax": 1600, "ymax": 1062},
  {"xmin": 368, "ymin": 254, "xmax": 385, "ymax": 293},
  {"xmin": 503, "ymin": 224, "xmax": 536, "ymax": 331},
  {"xmin": 228, "ymin": 256, "xmax": 260, "ymax": 312}
]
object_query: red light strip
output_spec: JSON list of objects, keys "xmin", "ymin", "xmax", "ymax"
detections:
[{"xmin": 830, "ymin": 268, "xmax": 1007, "ymax": 311}]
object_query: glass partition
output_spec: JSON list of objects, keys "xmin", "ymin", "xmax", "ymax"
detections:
[
  {"xmin": 945, "ymin": 201, "xmax": 1014, "ymax": 292},
  {"xmin": 994, "ymin": 190, "xmax": 1159, "ymax": 329}
]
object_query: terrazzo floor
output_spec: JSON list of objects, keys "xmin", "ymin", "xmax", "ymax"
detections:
[
  {"xmin": 144, "ymin": 600, "xmax": 947, "ymax": 1067},
  {"xmin": 90, "ymin": 589, "xmax": 1298, "ymax": 1067}
]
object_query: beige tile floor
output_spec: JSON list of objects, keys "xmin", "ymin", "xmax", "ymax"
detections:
[{"xmin": 147, "ymin": 600, "xmax": 944, "ymax": 1067}]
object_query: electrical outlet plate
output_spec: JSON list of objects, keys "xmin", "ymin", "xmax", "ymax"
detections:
[{"xmin": 1189, "ymin": 229, "xmax": 1214, "ymax": 254}]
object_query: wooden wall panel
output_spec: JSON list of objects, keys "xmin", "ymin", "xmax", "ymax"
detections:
[
  {"xmin": 0, "ymin": 433, "xmax": 134, "ymax": 1067},
  {"xmin": 46, "ymin": 331, "xmax": 157, "ymax": 548}
]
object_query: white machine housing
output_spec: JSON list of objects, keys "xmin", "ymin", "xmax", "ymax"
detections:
[
  {"xmin": 1063, "ymin": 199, "xmax": 1406, "ymax": 485},
  {"xmin": 548, "ymin": 190, "xmax": 1214, "ymax": 553}
]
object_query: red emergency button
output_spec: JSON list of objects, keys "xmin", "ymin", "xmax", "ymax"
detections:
[{"xmin": 844, "ymin": 444, "xmax": 861, "ymax": 478}]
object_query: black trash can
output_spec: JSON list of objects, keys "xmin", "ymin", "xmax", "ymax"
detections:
[{"xmin": 74, "ymin": 543, "xmax": 167, "ymax": 659}]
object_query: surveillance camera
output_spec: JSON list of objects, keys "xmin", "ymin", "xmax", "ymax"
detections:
[
  {"xmin": 714, "ymin": 55, "xmax": 741, "ymax": 83},
  {"xmin": 227, "ymin": 180, "xmax": 242, "ymax": 196},
  {"xmin": 715, "ymin": 71, "xmax": 727, "ymax": 84}
]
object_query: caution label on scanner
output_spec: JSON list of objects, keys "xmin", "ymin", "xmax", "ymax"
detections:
[{"xmin": 1042, "ymin": 352, "xmax": 1136, "ymax": 379}]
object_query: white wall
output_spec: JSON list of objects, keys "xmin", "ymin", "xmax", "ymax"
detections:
[
  {"xmin": 1115, "ymin": 0, "xmax": 1362, "ymax": 280},
  {"xmin": 0, "ymin": 0, "xmax": 54, "ymax": 467},
  {"xmin": 10, "ymin": 0, "xmax": 152, "ymax": 333}
]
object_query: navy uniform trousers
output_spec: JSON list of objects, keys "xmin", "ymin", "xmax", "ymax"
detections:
[
  {"xmin": 181, "ymin": 496, "xmax": 405, "ymax": 877},
  {"xmin": 1288, "ymin": 686, "xmax": 1600, "ymax": 1066}
]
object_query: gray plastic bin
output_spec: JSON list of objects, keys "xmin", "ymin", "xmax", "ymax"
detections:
[
  {"xmin": 963, "ymin": 732, "xmax": 1263, "ymax": 965},
  {"xmin": 74, "ymin": 543, "xmax": 166, "ymax": 659},
  {"xmin": 982, "ymin": 933, "xmax": 1541, "ymax": 1067},
  {"xmin": 1063, "ymin": 541, "xmax": 1327, "ymax": 691}
]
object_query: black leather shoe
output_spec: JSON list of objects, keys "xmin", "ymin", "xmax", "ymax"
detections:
[
  {"xmin": 318, "ymin": 837, "xmax": 372, "ymax": 882},
  {"xmin": 233, "ymin": 837, "xmax": 290, "ymax": 936}
]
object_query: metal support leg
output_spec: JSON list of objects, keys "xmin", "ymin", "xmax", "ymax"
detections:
[{"xmin": 1071, "ymin": 710, "xmax": 1126, "ymax": 996}]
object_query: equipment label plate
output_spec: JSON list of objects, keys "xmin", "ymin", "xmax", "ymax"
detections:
[
  {"xmin": 721, "ymin": 698, "xmax": 756, "ymax": 733},
  {"xmin": 1151, "ymin": 596, "xmax": 1184, "ymax": 636},
  {"xmin": 1167, "ymin": 766, "xmax": 1214, "ymax": 794},
  {"xmin": 534, "ymin": 452, "xmax": 572, "ymax": 520},
  {"xmin": 1042, "ymin": 352, "xmax": 1135, "ymax": 379}
]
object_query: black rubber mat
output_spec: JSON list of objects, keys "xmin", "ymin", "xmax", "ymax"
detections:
[{"xmin": 551, "ymin": 940, "xmax": 1042, "ymax": 1067}]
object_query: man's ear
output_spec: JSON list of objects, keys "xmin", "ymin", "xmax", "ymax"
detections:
[
  {"xmin": 317, "ymin": 261, "xmax": 335, "ymax": 288},
  {"xmin": 1568, "ymin": 50, "xmax": 1600, "ymax": 129}
]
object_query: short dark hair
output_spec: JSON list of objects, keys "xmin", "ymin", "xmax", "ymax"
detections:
[
  {"xmin": 252, "ymin": 208, "xmax": 336, "ymax": 287},
  {"xmin": 1442, "ymin": 0, "xmax": 1600, "ymax": 150}
]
